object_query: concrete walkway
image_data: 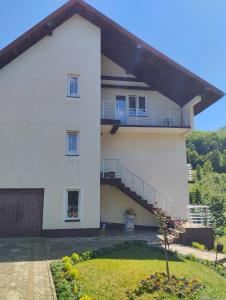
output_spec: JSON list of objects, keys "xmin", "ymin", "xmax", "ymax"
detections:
[
  {"xmin": 0, "ymin": 230, "xmax": 159, "ymax": 300},
  {"xmin": 168, "ymin": 243, "xmax": 226, "ymax": 265}
]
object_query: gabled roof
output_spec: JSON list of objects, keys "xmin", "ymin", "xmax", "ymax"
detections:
[{"xmin": 0, "ymin": 0, "xmax": 224, "ymax": 114}]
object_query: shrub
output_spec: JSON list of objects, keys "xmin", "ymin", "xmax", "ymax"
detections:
[
  {"xmin": 128, "ymin": 272, "xmax": 205, "ymax": 299},
  {"xmin": 62, "ymin": 256, "xmax": 71, "ymax": 263},
  {"xmin": 67, "ymin": 267, "xmax": 80, "ymax": 280},
  {"xmin": 80, "ymin": 251, "xmax": 93, "ymax": 261},
  {"xmin": 192, "ymin": 242, "xmax": 206, "ymax": 250},
  {"xmin": 185, "ymin": 254, "xmax": 197, "ymax": 261},
  {"xmin": 63, "ymin": 261, "xmax": 73, "ymax": 272},
  {"xmin": 71, "ymin": 252, "xmax": 80, "ymax": 263},
  {"xmin": 56, "ymin": 279, "xmax": 75, "ymax": 300}
]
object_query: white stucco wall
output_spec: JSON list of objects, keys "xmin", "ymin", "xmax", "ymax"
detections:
[
  {"xmin": 101, "ymin": 132, "xmax": 189, "ymax": 218},
  {"xmin": 101, "ymin": 185, "xmax": 157, "ymax": 226},
  {"xmin": 0, "ymin": 15, "xmax": 101, "ymax": 229},
  {"xmin": 102, "ymin": 55, "xmax": 135, "ymax": 78}
]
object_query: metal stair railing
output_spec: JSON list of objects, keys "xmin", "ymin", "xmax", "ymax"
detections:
[{"xmin": 101, "ymin": 159, "xmax": 173, "ymax": 216}]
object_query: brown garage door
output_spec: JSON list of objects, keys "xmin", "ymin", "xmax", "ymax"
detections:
[{"xmin": 0, "ymin": 189, "xmax": 44, "ymax": 237}]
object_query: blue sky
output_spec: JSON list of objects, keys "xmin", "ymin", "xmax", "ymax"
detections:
[{"xmin": 0, "ymin": 0, "xmax": 225, "ymax": 131}]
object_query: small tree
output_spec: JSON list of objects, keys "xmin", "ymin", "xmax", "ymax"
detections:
[{"xmin": 157, "ymin": 212, "xmax": 170, "ymax": 280}]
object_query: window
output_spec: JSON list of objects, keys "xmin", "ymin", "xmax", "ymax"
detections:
[
  {"xmin": 128, "ymin": 96, "xmax": 136, "ymax": 115},
  {"xmin": 66, "ymin": 131, "xmax": 79, "ymax": 156},
  {"xmin": 67, "ymin": 75, "xmax": 80, "ymax": 97},
  {"xmin": 129, "ymin": 96, "xmax": 147, "ymax": 116},
  {"xmin": 65, "ymin": 190, "xmax": 80, "ymax": 220}
]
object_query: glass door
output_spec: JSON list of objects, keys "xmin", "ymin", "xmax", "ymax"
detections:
[{"xmin": 116, "ymin": 95, "xmax": 126, "ymax": 123}]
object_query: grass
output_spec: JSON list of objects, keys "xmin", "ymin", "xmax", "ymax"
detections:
[{"xmin": 77, "ymin": 246, "xmax": 226, "ymax": 300}]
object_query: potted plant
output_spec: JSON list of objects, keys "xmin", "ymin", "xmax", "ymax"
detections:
[{"xmin": 124, "ymin": 209, "xmax": 136, "ymax": 217}]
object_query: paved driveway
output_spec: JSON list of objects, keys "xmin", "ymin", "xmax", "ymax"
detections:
[
  {"xmin": 0, "ymin": 231, "xmax": 159, "ymax": 300},
  {"xmin": 0, "ymin": 238, "xmax": 53, "ymax": 300}
]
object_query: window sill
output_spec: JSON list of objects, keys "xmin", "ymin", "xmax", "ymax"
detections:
[
  {"xmin": 65, "ymin": 219, "xmax": 80, "ymax": 222},
  {"xmin": 65, "ymin": 154, "xmax": 79, "ymax": 157},
  {"xmin": 67, "ymin": 95, "xmax": 80, "ymax": 99}
]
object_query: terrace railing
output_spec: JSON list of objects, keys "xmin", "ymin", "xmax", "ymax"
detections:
[{"xmin": 101, "ymin": 101, "xmax": 190, "ymax": 128}]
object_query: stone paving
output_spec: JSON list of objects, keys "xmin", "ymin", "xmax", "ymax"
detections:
[
  {"xmin": 167, "ymin": 243, "xmax": 226, "ymax": 264},
  {"xmin": 0, "ymin": 230, "xmax": 159, "ymax": 300}
]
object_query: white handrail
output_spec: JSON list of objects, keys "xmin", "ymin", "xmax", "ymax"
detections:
[
  {"xmin": 101, "ymin": 159, "xmax": 173, "ymax": 216},
  {"xmin": 101, "ymin": 101, "xmax": 190, "ymax": 127},
  {"xmin": 173, "ymin": 205, "xmax": 212, "ymax": 227}
]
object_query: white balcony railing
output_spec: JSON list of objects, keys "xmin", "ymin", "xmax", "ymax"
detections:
[
  {"xmin": 101, "ymin": 101, "xmax": 190, "ymax": 127},
  {"xmin": 187, "ymin": 205, "xmax": 212, "ymax": 227},
  {"xmin": 173, "ymin": 205, "xmax": 212, "ymax": 227},
  {"xmin": 101, "ymin": 159, "xmax": 173, "ymax": 217}
]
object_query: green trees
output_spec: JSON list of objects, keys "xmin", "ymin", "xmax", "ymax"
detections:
[
  {"xmin": 187, "ymin": 129, "xmax": 226, "ymax": 173},
  {"xmin": 187, "ymin": 129, "xmax": 226, "ymax": 231}
]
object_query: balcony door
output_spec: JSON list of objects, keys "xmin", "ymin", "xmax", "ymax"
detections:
[{"xmin": 116, "ymin": 95, "xmax": 126, "ymax": 123}]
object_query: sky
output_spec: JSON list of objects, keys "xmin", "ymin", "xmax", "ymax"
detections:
[{"xmin": 0, "ymin": 0, "xmax": 225, "ymax": 131}]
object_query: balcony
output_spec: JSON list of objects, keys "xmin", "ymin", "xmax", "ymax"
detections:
[{"xmin": 101, "ymin": 101, "xmax": 191, "ymax": 133}]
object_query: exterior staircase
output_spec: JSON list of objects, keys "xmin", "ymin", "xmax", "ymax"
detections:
[
  {"xmin": 100, "ymin": 160, "xmax": 214, "ymax": 249},
  {"xmin": 101, "ymin": 177, "xmax": 157, "ymax": 215},
  {"xmin": 100, "ymin": 159, "xmax": 173, "ymax": 219}
]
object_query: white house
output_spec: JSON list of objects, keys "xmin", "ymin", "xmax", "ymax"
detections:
[{"xmin": 0, "ymin": 0, "xmax": 223, "ymax": 237}]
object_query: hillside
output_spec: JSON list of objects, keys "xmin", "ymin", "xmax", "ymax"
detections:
[
  {"xmin": 186, "ymin": 128, "xmax": 226, "ymax": 230},
  {"xmin": 186, "ymin": 129, "xmax": 226, "ymax": 173}
]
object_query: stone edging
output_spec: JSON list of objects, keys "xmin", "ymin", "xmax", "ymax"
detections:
[{"xmin": 47, "ymin": 261, "xmax": 57, "ymax": 300}]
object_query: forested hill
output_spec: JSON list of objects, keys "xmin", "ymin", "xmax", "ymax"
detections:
[
  {"xmin": 186, "ymin": 127, "xmax": 226, "ymax": 173},
  {"xmin": 186, "ymin": 128, "xmax": 226, "ymax": 228}
]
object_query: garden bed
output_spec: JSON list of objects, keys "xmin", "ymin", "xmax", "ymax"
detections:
[{"xmin": 51, "ymin": 241, "xmax": 226, "ymax": 300}]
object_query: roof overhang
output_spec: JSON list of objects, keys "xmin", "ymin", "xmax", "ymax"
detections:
[{"xmin": 0, "ymin": 0, "xmax": 224, "ymax": 114}]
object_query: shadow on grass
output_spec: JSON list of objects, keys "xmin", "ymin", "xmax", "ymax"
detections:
[{"xmin": 93, "ymin": 246, "xmax": 184, "ymax": 262}]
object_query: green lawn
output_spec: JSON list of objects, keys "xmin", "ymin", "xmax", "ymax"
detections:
[{"xmin": 77, "ymin": 246, "xmax": 226, "ymax": 300}]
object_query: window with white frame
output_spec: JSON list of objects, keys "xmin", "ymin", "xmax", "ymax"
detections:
[
  {"xmin": 128, "ymin": 95, "xmax": 147, "ymax": 115},
  {"xmin": 65, "ymin": 190, "xmax": 80, "ymax": 220},
  {"xmin": 66, "ymin": 131, "xmax": 79, "ymax": 156},
  {"xmin": 67, "ymin": 75, "xmax": 80, "ymax": 97}
]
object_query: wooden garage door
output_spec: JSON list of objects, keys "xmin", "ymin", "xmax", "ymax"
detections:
[{"xmin": 0, "ymin": 189, "xmax": 44, "ymax": 237}]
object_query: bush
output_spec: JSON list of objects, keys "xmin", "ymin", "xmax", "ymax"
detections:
[
  {"xmin": 71, "ymin": 252, "xmax": 80, "ymax": 263},
  {"xmin": 192, "ymin": 242, "xmax": 206, "ymax": 251},
  {"xmin": 63, "ymin": 261, "xmax": 73, "ymax": 272},
  {"xmin": 62, "ymin": 256, "xmax": 71, "ymax": 263},
  {"xmin": 185, "ymin": 254, "xmax": 197, "ymax": 261},
  {"xmin": 80, "ymin": 251, "xmax": 93, "ymax": 261},
  {"xmin": 51, "ymin": 258, "xmax": 83, "ymax": 299},
  {"xmin": 128, "ymin": 272, "xmax": 205, "ymax": 299},
  {"xmin": 67, "ymin": 267, "xmax": 80, "ymax": 280}
]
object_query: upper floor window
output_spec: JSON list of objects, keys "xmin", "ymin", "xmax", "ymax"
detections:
[
  {"xmin": 67, "ymin": 75, "xmax": 80, "ymax": 98},
  {"xmin": 129, "ymin": 95, "xmax": 146, "ymax": 116},
  {"xmin": 66, "ymin": 131, "xmax": 79, "ymax": 156}
]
